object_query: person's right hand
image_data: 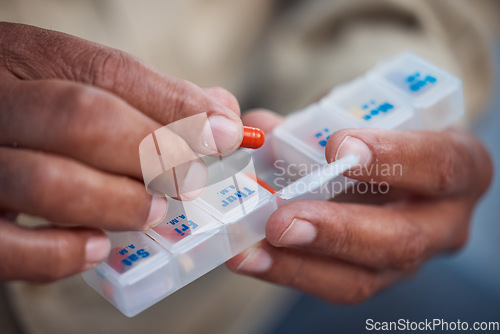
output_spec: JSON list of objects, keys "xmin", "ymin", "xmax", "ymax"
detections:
[{"xmin": 0, "ymin": 22, "xmax": 243, "ymax": 282}]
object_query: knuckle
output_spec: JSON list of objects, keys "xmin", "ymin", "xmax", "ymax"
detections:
[
  {"xmin": 165, "ymin": 82, "xmax": 192, "ymax": 122},
  {"xmin": 328, "ymin": 215, "xmax": 352, "ymax": 255},
  {"xmin": 27, "ymin": 156, "xmax": 60, "ymax": 209},
  {"xmin": 435, "ymin": 131, "xmax": 479, "ymax": 195},
  {"xmin": 105, "ymin": 185, "xmax": 151, "ymax": 231},
  {"xmin": 58, "ymin": 84, "xmax": 100, "ymax": 115},
  {"xmin": 341, "ymin": 273, "xmax": 378, "ymax": 304},
  {"xmin": 76, "ymin": 48, "xmax": 128, "ymax": 87},
  {"xmin": 435, "ymin": 150, "xmax": 457, "ymax": 194},
  {"xmin": 57, "ymin": 85, "xmax": 112, "ymax": 144},
  {"xmin": 284, "ymin": 256, "xmax": 306, "ymax": 287},
  {"xmin": 37, "ymin": 237, "xmax": 74, "ymax": 282},
  {"xmin": 26, "ymin": 155, "xmax": 76, "ymax": 223},
  {"xmin": 392, "ymin": 227, "xmax": 428, "ymax": 270}
]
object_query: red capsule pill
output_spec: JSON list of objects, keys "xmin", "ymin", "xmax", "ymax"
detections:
[{"xmin": 241, "ymin": 126, "xmax": 265, "ymax": 149}]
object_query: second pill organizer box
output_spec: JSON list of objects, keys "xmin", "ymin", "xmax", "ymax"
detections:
[{"xmin": 83, "ymin": 52, "xmax": 464, "ymax": 316}]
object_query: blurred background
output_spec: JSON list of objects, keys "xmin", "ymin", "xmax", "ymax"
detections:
[{"xmin": 0, "ymin": 1, "xmax": 499, "ymax": 333}]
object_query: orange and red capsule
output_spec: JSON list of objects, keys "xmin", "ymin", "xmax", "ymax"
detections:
[
  {"xmin": 240, "ymin": 126, "xmax": 273, "ymax": 193},
  {"xmin": 240, "ymin": 126, "xmax": 265, "ymax": 149}
]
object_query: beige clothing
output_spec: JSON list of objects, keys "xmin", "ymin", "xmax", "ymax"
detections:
[{"xmin": 0, "ymin": 1, "xmax": 498, "ymax": 333}]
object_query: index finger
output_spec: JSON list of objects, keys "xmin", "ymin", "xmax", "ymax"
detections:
[
  {"xmin": 0, "ymin": 22, "xmax": 243, "ymax": 155},
  {"xmin": 264, "ymin": 199, "xmax": 471, "ymax": 271}
]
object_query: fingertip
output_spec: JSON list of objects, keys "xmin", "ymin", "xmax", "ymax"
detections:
[
  {"xmin": 242, "ymin": 109, "xmax": 284, "ymax": 134},
  {"xmin": 178, "ymin": 160, "xmax": 208, "ymax": 201},
  {"xmin": 207, "ymin": 114, "xmax": 244, "ymax": 155},
  {"xmin": 265, "ymin": 203, "xmax": 318, "ymax": 248},
  {"xmin": 84, "ymin": 232, "xmax": 111, "ymax": 269},
  {"xmin": 225, "ymin": 253, "xmax": 246, "ymax": 272},
  {"xmin": 277, "ymin": 218, "xmax": 317, "ymax": 247},
  {"xmin": 144, "ymin": 196, "xmax": 168, "ymax": 230},
  {"xmin": 325, "ymin": 129, "xmax": 376, "ymax": 167},
  {"xmin": 334, "ymin": 136, "xmax": 372, "ymax": 167},
  {"xmin": 325, "ymin": 129, "xmax": 349, "ymax": 163},
  {"xmin": 202, "ymin": 87, "xmax": 243, "ymax": 154},
  {"xmin": 265, "ymin": 204, "xmax": 296, "ymax": 246},
  {"xmin": 226, "ymin": 245, "xmax": 272, "ymax": 274}
]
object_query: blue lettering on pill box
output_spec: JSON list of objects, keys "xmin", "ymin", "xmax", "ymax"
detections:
[
  {"xmin": 121, "ymin": 249, "xmax": 150, "ymax": 266},
  {"xmin": 168, "ymin": 214, "xmax": 186, "ymax": 226},
  {"xmin": 164, "ymin": 213, "xmax": 201, "ymax": 236},
  {"xmin": 405, "ymin": 71, "xmax": 437, "ymax": 92},
  {"xmin": 174, "ymin": 219, "xmax": 199, "ymax": 236},
  {"xmin": 118, "ymin": 244, "xmax": 135, "ymax": 255},
  {"xmin": 359, "ymin": 100, "xmax": 394, "ymax": 121},
  {"xmin": 314, "ymin": 128, "xmax": 331, "ymax": 148},
  {"xmin": 217, "ymin": 185, "xmax": 256, "ymax": 208},
  {"xmin": 115, "ymin": 243, "xmax": 151, "ymax": 267}
]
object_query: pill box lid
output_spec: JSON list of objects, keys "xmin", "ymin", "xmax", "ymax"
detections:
[{"xmin": 275, "ymin": 153, "xmax": 359, "ymax": 202}]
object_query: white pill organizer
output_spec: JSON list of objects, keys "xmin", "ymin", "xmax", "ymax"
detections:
[{"xmin": 83, "ymin": 52, "xmax": 464, "ymax": 316}]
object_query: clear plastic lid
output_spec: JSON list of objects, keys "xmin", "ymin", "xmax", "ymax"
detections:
[{"xmin": 322, "ymin": 78, "xmax": 415, "ymax": 129}]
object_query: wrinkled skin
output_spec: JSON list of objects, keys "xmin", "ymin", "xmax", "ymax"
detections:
[
  {"xmin": 226, "ymin": 109, "xmax": 492, "ymax": 305},
  {"xmin": 0, "ymin": 22, "xmax": 242, "ymax": 281}
]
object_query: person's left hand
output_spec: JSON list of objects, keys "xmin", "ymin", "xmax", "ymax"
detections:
[{"xmin": 226, "ymin": 109, "xmax": 492, "ymax": 304}]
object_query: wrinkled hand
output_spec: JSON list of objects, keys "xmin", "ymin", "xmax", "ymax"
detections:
[
  {"xmin": 0, "ymin": 22, "xmax": 242, "ymax": 281},
  {"xmin": 227, "ymin": 109, "xmax": 492, "ymax": 304}
]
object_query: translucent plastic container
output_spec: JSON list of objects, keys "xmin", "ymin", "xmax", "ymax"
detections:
[
  {"xmin": 147, "ymin": 200, "xmax": 230, "ymax": 285},
  {"xmin": 322, "ymin": 78, "xmax": 417, "ymax": 130},
  {"xmin": 273, "ymin": 106, "xmax": 358, "ymax": 167},
  {"xmin": 366, "ymin": 52, "xmax": 464, "ymax": 130},
  {"xmin": 82, "ymin": 232, "xmax": 178, "ymax": 317},
  {"xmin": 84, "ymin": 52, "xmax": 465, "ymax": 316}
]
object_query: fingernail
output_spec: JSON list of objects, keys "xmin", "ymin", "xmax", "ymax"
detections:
[
  {"xmin": 85, "ymin": 235, "xmax": 111, "ymax": 265},
  {"xmin": 202, "ymin": 119, "xmax": 218, "ymax": 153},
  {"xmin": 236, "ymin": 246, "xmax": 272, "ymax": 273},
  {"xmin": 278, "ymin": 218, "xmax": 316, "ymax": 246},
  {"xmin": 145, "ymin": 197, "xmax": 168, "ymax": 229},
  {"xmin": 335, "ymin": 136, "xmax": 372, "ymax": 167},
  {"xmin": 179, "ymin": 161, "xmax": 207, "ymax": 200},
  {"xmin": 208, "ymin": 115, "xmax": 242, "ymax": 154}
]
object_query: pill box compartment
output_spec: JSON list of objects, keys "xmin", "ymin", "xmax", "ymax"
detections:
[
  {"xmin": 196, "ymin": 152, "xmax": 271, "ymax": 222},
  {"xmin": 196, "ymin": 152, "xmax": 278, "ymax": 255},
  {"xmin": 272, "ymin": 105, "xmax": 357, "ymax": 169},
  {"xmin": 83, "ymin": 232, "xmax": 178, "ymax": 317},
  {"xmin": 251, "ymin": 135, "xmax": 358, "ymax": 203},
  {"xmin": 147, "ymin": 200, "xmax": 231, "ymax": 285},
  {"xmin": 322, "ymin": 78, "xmax": 417, "ymax": 130},
  {"xmin": 367, "ymin": 52, "xmax": 464, "ymax": 130}
]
